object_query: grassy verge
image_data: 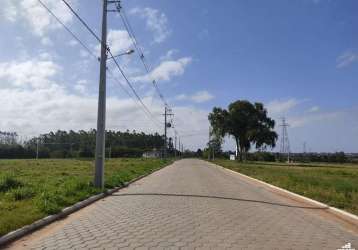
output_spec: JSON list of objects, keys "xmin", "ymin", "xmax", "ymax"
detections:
[
  {"xmin": 212, "ymin": 159, "xmax": 358, "ymax": 215},
  {"xmin": 0, "ymin": 158, "xmax": 172, "ymax": 236}
]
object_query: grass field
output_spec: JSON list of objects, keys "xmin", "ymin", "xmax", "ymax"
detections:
[
  {"xmin": 0, "ymin": 158, "xmax": 172, "ymax": 236},
  {"xmin": 213, "ymin": 160, "xmax": 358, "ymax": 216}
]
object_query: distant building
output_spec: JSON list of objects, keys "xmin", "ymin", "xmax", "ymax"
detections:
[{"xmin": 142, "ymin": 149, "xmax": 161, "ymax": 158}]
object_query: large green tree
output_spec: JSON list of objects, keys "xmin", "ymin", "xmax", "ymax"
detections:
[{"xmin": 208, "ymin": 100, "xmax": 277, "ymax": 161}]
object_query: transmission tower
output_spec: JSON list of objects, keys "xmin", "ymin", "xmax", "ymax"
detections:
[{"xmin": 279, "ymin": 117, "xmax": 290, "ymax": 162}]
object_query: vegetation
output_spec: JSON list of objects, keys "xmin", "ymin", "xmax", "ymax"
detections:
[
  {"xmin": 208, "ymin": 100, "xmax": 277, "ymax": 161},
  {"xmin": 0, "ymin": 158, "xmax": 172, "ymax": 236},
  {"xmin": 213, "ymin": 159, "xmax": 358, "ymax": 215},
  {"xmin": 0, "ymin": 129, "xmax": 166, "ymax": 159}
]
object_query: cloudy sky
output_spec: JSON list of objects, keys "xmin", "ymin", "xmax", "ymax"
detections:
[{"xmin": 0, "ymin": 0, "xmax": 357, "ymax": 152}]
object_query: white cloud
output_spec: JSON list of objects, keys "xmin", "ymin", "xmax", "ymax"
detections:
[
  {"xmin": 175, "ymin": 94, "xmax": 187, "ymax": 101},
  {"xmin": 96, "ymin": 29, "xmax": 132, "ymax": 56},
  {"xmin": 176, "ymin": 91, "xmax": 214, "ymax": 103},
  {"xmin": 67, "ymin": 39, "xmax": 79, "ymax": 47},
  {"xmin": 0, "ymin": 56, "xmax": 209, "ymax": 149},
  {"xmin": 1, "ymin": 0, "xmax": 18, "ymax": 22},
  {"xmin": 308, "ymin": 106, "xmax": 320, "ymax": 113},
  {"xmin": 0, "ymin": 84, "xmax": 211, "ymax": 150},
  {"xmin": 289, "ymin": 111, "xmax": 340, "ymax": 128},
  {"xmin": 0, "ymin": 59, "xmax": 61, "ymax": 89},
  {"xmin": 74, "ymin": 79, "xmax": 88, "ymax": 95},
  {"xmin": 266, "ymin": 98, "xmax": 301, "ymax": 117},
  {"xmin": 130, "ymin": 7, "xmax": 171, "ymax": 43},
  {"xmin": 2, "ymin": 0, "xmax": 76, "ymax": 37},
  {"xmin": 41, "ymin": 37, "xmax": 53, "ymax": 46},
  {"xmin": 336, "ymin": 51, "xmax": 358, "ymax": 68},
  {"xmin": 160, "ymin": 49, "xmax": 178, "ymax": 61},
  {"xmin": 134, "ymin": 57, "xmax": 192, "ymax": 83}
]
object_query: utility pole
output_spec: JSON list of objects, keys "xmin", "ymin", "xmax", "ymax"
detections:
[
  {"xmin": 162, "ymin": 106, "xmax": 173, "ymax": 158},
  {"xmin": 164, "ymin": 106, "xmax": 167, "ymax": 158},
  {"xmin": 174, "ymin": 131, "xmax": 177, "ymax": 158},
  {"xmin": 94, "ymin": 0, "xmax": 108, "ymax": 188},
  {"xmin": 36, "ymin": 137, "xmax": 39, "ymax": 160},
  {"xmin": 208, "ymin": 126, "xmax": 211, "ymax": 160}
]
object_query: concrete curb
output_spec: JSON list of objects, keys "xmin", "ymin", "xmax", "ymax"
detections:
[
  {"xmin": 0, "ymin": 163, "xmax": 169, "ymax": 247},
  {"xmin": 209, "ymin": 161, "xmax": 358, "ymax": 226}
]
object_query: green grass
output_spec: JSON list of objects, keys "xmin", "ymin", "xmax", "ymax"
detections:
[
  {"xmin": 213, "ymin": 160, "xmax": 358, "ymax": 215},
  {"xmin": 0, "ymin": 158, "xmax": 172, "ymax": 236}
]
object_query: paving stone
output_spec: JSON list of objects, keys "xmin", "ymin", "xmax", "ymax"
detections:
[{"xmin": 8, "ymin": 159, "xmax": 358, "ymax": 249}]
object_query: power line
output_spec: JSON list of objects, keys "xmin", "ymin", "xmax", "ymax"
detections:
[
  {"xmin": 118, "ymin": 4, "xmax": 169, "ymax": 107},
  {"xmin": 60, "ymin": 0, "xmax": 162, "ymax": 128},
  {"xmin": 38, "ymin": 0, "xmax": 98, "ymax": 61},
  {"xmin": 38, "ymin": 0, "xmax": 162, "ymax": 130},
  {"xmin": 118, "ymin": 3, "xmax": 183, "ymax": 142},
  {"xmin": 61, "ymin": 0, "xmax": 102, "ymax": 43}
]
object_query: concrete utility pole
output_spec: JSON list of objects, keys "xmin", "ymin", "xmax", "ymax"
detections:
[
  {"xmin": 208, "ymin": 126, "xmax": 211, "ymax": 160},
  {"xmin": 36, "ymin": 137, "xmax": 39, "ymax": 160},
  {"xmin": 94, "ymin": 0, "xmax": 108, "ymax": 188},
  {"xmin": 164, "ymin": 106, "xmax": 167, "ymax": 158},
  {"xmin": 163, "ymin": 106, "xmax": 173, "ymax": 158},
  {"xmin": 174, "ymin": 131, "xmax": 177, "ymax": 158}
]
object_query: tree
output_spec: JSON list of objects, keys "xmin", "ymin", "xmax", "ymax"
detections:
[
  {"xmin": 207, "ymin": 136, "xmax": 223, "ymax": 159},
  {"xmin": 208, "ymin": 100, "xmax": 277, "ymax": 161}
]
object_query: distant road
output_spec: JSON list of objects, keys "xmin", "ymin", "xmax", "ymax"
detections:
[{"xmin": 7, "ymin": 159, "xmax": 358, "ymax": 249}]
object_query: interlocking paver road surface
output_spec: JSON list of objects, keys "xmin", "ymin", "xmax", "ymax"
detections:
[{"xmin": 7, "ymin": 159, "xmax": 358, "ymax": 250}]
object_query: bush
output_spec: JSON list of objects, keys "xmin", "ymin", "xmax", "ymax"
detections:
[{"xmin": 0, "ymin": 175, "xmax": 23, "ymax": 192}]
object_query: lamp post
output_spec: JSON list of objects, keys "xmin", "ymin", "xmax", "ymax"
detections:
[
  {"xmin": 94, "ymin": 40, "xmax": 135, "ymax": 188},
  {"xmin": 107, "ymin": 49, "xmax": 135, "ymax": 60}
]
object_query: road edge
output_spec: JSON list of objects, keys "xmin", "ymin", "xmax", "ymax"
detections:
[
  {"xmin": 0, "ymin": 161, "xmax": 173, "ymax": 247},
  {"xmin": 207, "ymin": 161, "xmax": 358, "ymax": 227}
]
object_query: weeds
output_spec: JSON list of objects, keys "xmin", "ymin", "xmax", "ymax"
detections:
[
  {"xmin": 214, "ymin": 159, "xmax": 358, "ymax": 215},
  {"xmin": 0, "ymin": 175, "xmax": 23, "ymax": 192},
  {"xmin": 9, "ymin": 187, "xmax": 35, "ymax": 201},
  {"xmin": 0, "ymin": 158, "xmax": 172, "ymax": 236}
]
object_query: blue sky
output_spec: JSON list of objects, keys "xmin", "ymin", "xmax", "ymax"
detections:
[{"xmin": 0, "ymin": 0, "xmax": 357, "ymax": 152}]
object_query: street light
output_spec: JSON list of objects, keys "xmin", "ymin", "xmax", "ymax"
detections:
[
  {"xmin": 95, "ymin": 42, "xmax": 135, "ymax": 188},
  {"xmin": 107, "ymin": 49, "xmax": 135, "ymax": 60}
]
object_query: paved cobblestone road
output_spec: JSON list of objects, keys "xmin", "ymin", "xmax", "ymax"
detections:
[{"xmin": 7, "ymin": 159, "xmax": 358, "ymax": 250}]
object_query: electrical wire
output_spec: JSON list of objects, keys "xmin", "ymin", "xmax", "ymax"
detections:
[
  {"xmin": 60, "ymin": 0, "xmax": 162, "ymax": 128},
  {"xmin": 38, "ymin": 0, "xmax": 162, "ymax": 130},
  {"xmin": 119, "ymin": 7, "xmax": 169, "ymax": 107}
]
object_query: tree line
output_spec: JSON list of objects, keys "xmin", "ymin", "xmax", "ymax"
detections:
[{"xmin": 0, "ymin": 129, "xmax": 165, "ymax": 159}]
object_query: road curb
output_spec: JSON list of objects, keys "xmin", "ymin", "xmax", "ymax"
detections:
[
  {"xmin": 208, "ymin": 161, "xmax": 358, "ymax": 226},
  {"xmin": 0, "ymin": 163, "xmax": 170, "ymax": 247}
]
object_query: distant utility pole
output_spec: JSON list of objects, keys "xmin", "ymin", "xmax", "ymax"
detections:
[
  {"xmin": 36, "ymin": 137, "xmax": 39, "ymax": 160},
  {"xmin": 162, "ymin": 106, "xmax": 173, "ymax": 158},
  {"xmin": 208, "ymin": 126, "xmax": 211, "ymax": 160},
  {"xmin": 174, "ymin": 131, "xmax": 177, "ymax": 158},
  {"xmin": 279, "ymin": 117, "xmax": 290, "ymax": 163},
  {"xmin": 94, "ymin": 0, "xmax": 108, "ymax": 188}
]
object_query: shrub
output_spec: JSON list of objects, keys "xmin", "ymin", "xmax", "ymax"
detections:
[{"xmin": 0, "ymin": 175, "xmax": 23, "ymax": 192}]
